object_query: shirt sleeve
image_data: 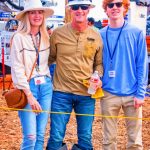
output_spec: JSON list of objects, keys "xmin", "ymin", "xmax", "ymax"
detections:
[
  {"xmin": 93, "ymin": 34, "xmax": 103, "ymax": 77},
  {"xmin": 10, "ymin": 34, "xmax": 30, "ymax": 90},
  {"xmin": 135, "ymin": 31, "xmax": 148, "ymax": 100},
  {"xmin": 48, "ymin": 31, "xmax": 57, "ymax": 65}
]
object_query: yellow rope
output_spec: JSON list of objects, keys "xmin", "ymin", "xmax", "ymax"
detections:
[{"xmin": 0, "ymin": 106, "xmax": 150, "ymax": 121}]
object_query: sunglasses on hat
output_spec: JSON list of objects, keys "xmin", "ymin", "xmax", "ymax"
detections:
[
  {"xmin": 107, "ymin": 2, "xmax": 123, "ymax": 9},
  {"xmin": 70, "ymin": 5, "xmax": 89, "ymax": 10}
]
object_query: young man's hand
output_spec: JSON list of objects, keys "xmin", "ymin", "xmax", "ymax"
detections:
[{"xmin": 134, "ymin": 97, "xmax": 144, "ymax": 109}]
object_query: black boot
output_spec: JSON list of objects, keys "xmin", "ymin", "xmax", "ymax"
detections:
[
  {"xmin": 46, "ymin": 143, "xmax": 68, "ymax": 150},
  {"xmin": 58, "ymin": 143, "xmax": 68, "ymax": 150},
  {"xmin": 71, "ymin": 144, "xmax": 82, "ymax": 150},
  {"xmin": 71, "ymin": 144, "xmax": 93, "ymax": 150}
]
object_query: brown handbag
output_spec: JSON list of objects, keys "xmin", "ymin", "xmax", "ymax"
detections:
[
  {"xmin": 3, "ymin": 56, "xmax": 38, "ymax": 109},
  {"xmin": 4, "ymin": 89, "xmax": 28, "ymax": 109},
  {"xmin": 3, "ymin": 36, "xmax": 41, "ymax": 109}
]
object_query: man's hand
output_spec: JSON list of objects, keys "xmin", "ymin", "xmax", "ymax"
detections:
[
  {"xmin": 134, "ymin": 97, "xmax": 144, "ymax": 109},
  {"xmin": 97, "ymin": 79, "xmax": 102, "ymax": 89},
  {"xmin": 88, "ymin": 78, "xmax": 102, "ymax": 91}
]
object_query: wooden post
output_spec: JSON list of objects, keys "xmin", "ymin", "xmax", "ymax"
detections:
[{"xmin": 1, "ymin": 40, "xmax": 5, "ymax": 91}]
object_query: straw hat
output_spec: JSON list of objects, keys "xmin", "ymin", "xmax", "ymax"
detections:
[
  {"xmin": 66, "ymin": 0, "xmax": 95, "ymax": 8},
  {"xmin": 16, "ymin": 0, "xmax": 54, "ymax": 20}
]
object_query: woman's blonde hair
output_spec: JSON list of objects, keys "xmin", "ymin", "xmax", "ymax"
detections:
[
  {"xmin": 102, "ymin": 0, "xmax": 130, "ymax": 17},
  {"xmin": 17, "ymin": 12, "xmax": 49, "ymax": 46}
]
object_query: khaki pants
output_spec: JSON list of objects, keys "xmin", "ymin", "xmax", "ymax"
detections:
[{"xmin": 100, "ymin": 91, "xmax": 143, "ymax": 150}]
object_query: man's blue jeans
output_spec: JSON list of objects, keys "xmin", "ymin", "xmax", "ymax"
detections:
[
  {"xmin": 18, "ymin": 76, "xmax": 53, "ymax": 150},
  {"xmin": 47, "ymin": 91, "xmax": 95, "ymax": 150}
]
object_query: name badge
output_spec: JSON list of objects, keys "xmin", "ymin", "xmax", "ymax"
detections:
[
  {"xmin": 34, "ymin": 76, "xmax": 46, "ymax": 85},
  {"xmin": 109, "ymin": 71, "xmax": 116, "ymax": 78}
]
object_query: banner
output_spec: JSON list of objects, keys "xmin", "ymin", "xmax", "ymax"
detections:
[
  {"xmin": 42, "ymin": 0, "xmax": 65, "ymax": 19},
  {"xmin": 129, "ymin": 2, "xmax": 147, "ymax": 35},
  {"xmin": 0, "ymin": 31, "xmax": 13, "ymax": 68}
]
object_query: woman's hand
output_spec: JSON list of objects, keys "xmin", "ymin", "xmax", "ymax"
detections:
[
  {"xmin": 23, "ymin": 89, "xmax": 42, "ymax": 113},
  {"xmin": 27, "ymin": 94, "xmax": 42, "ymax": 113}
]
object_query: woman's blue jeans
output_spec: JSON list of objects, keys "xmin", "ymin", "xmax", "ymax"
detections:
[
  {"xmin": 46, "ymin": 91, "xmax": 95, "ymax": 150},
  {"xmin": 18, "ymin": 76, "xmax": 53, "ymax": 150}
]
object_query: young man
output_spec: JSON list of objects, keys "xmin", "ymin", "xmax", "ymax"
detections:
[
  {"xmin": 46, "ymin": 0, "xmax": 103, "ymax": 149},
  {"xmin": 100, "ymin": 0, "xmax": 148, "ymax": 149}
]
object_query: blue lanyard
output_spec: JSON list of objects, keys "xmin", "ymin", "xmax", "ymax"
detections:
[
  {"xmin": 34, "ymin": 44, "xmax": 40, "ymax": 67},
  {"xmin": 31, "ymin": 33, "xmax": 40, "ymax": 71},
  {"xmin": 106, "ymin": 21, "xmax": 125, "ymax": 68}
]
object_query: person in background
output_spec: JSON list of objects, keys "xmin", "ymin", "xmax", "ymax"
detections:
[
  {"xmin": 100, "ymin": 0, "xmax": 148, "ymax": 149},
  {"xmin": 10, "ymin": 0, "xmax": 54, "ymax": 149},
  {"xmin": 88, "ymin": 17, "xmax": 95, "ymax": 26},
  {"xmin": 46, "ymin": 0, "xmax": 103, "ymax": 149},
  {"xmin": 47, "ymin": 24, "xmax": 56, "ymax": 81},
  {"xmin": 49, "ymin": 61, "xmax": 56, "ymax": 82},
  {"xmin": 88, "ymin": 17, "xmax": 99, "ymax": 32},
  {"xmin": 47, "ymin": 24, "xmax": 54, "ymax": 36}
]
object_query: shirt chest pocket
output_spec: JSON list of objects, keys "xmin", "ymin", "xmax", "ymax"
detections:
[{"xmin": 83, "ymin": 41, "xmax": 97, "ymax": 60}]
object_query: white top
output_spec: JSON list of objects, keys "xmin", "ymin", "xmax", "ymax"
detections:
[{"xmin": 11, "ymin": 32, "xmax": 51, "ymax": 89}]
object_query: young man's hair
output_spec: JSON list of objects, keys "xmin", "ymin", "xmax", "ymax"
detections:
[{"xmin": 102, "ymin": 0, "xmax": 130, "ymax": 16}]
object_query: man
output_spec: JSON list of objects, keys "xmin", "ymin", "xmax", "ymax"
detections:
[
  {"xmin": 46, "ymin": 0, "xmax": 103, "ymax": 149},
  {"xmin": 100, "ymin": 0, "xmax": 148, "ymax": 150}
]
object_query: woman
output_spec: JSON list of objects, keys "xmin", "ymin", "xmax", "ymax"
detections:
[{"xmin": 10, "ymin": 0, "xmax": 54, "ymax": 149}]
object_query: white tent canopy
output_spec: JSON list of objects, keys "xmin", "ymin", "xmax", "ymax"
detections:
[{"xmin": 0, "ymin": 2, "xmax": 13, "ymax": 12}]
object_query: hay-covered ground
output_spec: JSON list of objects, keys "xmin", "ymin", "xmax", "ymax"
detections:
[{"xmin": 0, "ymin": 90, "xmax": 150, "ymax": 150}]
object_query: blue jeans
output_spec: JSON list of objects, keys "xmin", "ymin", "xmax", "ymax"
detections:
[
  {"xmin": 46, "ymin": 91, "xmax": 95, "ymax": 150},
  {"xmin": 18, "ymin": 76, "xmax": 53, "ymax": 150}
]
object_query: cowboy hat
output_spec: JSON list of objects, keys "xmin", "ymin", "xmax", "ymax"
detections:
[
  {"xmin": 66, "ymin": 0, "xmax": 95, "ymax": 8},
  {"xmin": 16, "ymin": 0, "xmax": 54, "ymax": 20}
]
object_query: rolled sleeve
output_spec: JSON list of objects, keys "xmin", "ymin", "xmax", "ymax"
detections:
[
  {"xmin": 48, "ymin": 31, "xmax": 57, "ymax": 65},
  {"xmin": 93, "ymin": 35, "xmax": 103, "ymax": 77}
]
